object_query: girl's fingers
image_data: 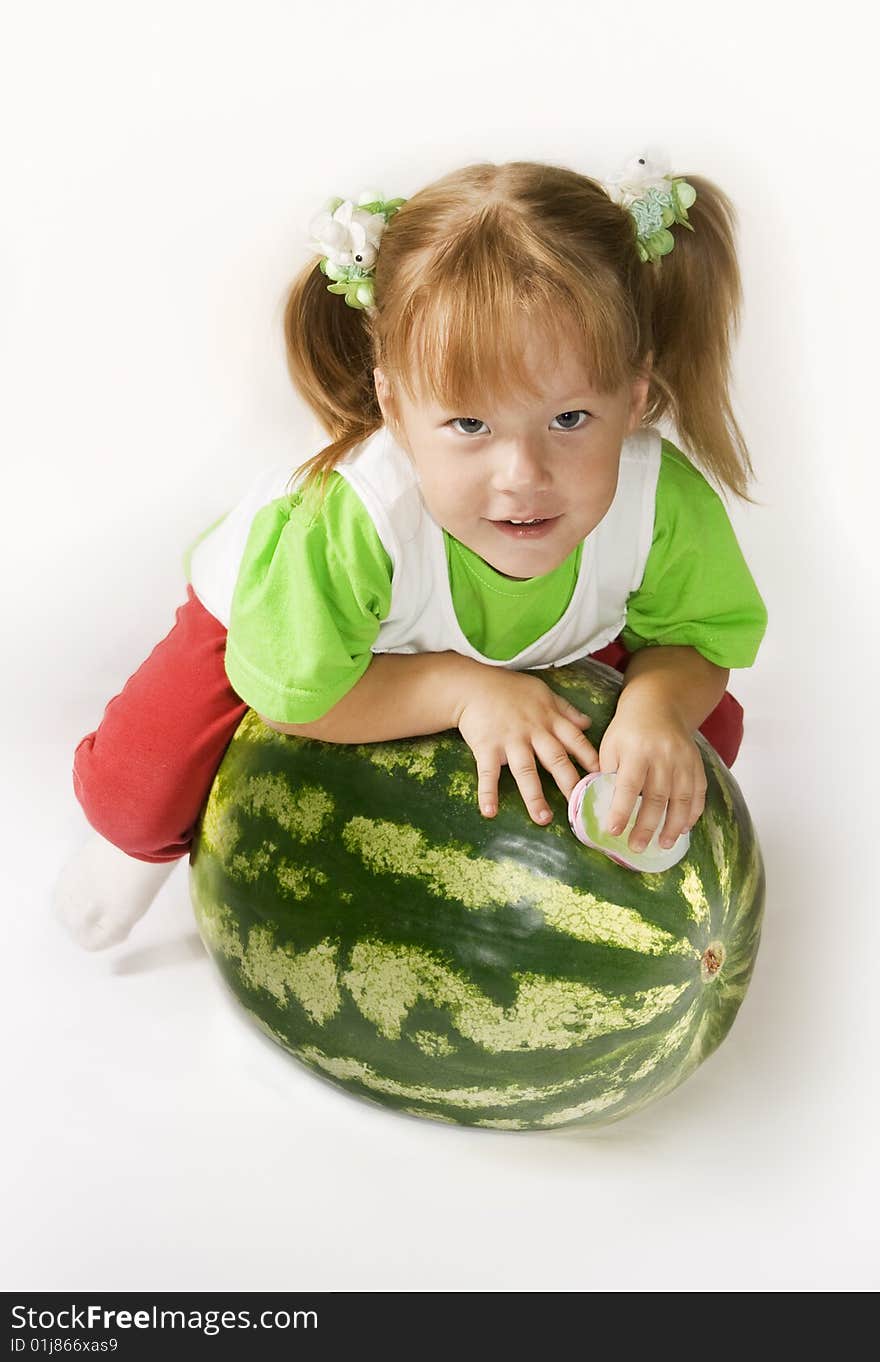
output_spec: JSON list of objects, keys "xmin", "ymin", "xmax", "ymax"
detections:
[
  {"xmin": 626, "ymin": 784, "xmax": 670, "ymax": 851},
  {"xmin": 606, "ymin": 767, "xmax": 647, "ymax": 837},
  {"xmin": 551, "ymin": 704, "xmax": 600, "ymax": 771},
  {"xmin": 561, "ymin": 699, "xmax": 592, "ymax": 727},
  {"xmin": 686, "ymin": 768, "xmax": 709, "ymax": 840},
  {"xmin": 580, "ymin": 734, "xmax": 601, "ymax": 772},
  {"xmin": 472, "ymin": 710, "xmax": 602, "ymax": 827},
  {"xmin": 534, "ymin": 734, "xmax": 599, "ymax": 801},
  {"xmin": 658, "ymin": 790, "xmax": 695, "ymax": 847},
  {"xmin": 658, "ymin": 760, "xmax": 708, "ymax": 847},
  {"xmin": 506, "ymin": 741, "xmax": 554, "ymax": 824},
  {"xmin": 475, "ymin": 752, "xmax": 502, "ymax": 818}
]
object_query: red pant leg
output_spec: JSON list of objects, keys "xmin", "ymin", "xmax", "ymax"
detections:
[
  {"xmin": 586, "ymin": 637, "xmax": 744, "ymax": 769},
  {"xmin": 72, "ymin": 585, "xmax": 247, "ymax": 863}
]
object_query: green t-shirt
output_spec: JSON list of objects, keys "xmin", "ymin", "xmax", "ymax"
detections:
[{"xmin": 183, "ymin": 438, "xmax": 768, "ymax": 724}]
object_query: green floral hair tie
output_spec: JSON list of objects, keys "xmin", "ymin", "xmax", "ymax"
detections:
[
  {"xmin": 602, "ymin": 149, "xmax": 697, "ymax": 264},
  {"xmin": 307, "ymin": 153, "xmax": 695, "ymax": 318},
  {"xmin": 307, "ymin": 189, "xmax": 407, "ymax": 314}
]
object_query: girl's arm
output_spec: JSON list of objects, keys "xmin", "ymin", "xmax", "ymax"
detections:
[
  {"xmin": 616, "ymin": 645, "xmax": 730, "ymax": 732},
  {"xmin": 262, "ymin": 647, "xmax": 601, "ymax": 829},
  {"xmin": 262, "ymin": 644, "xmax": 729, "ymax": 749},
  {"xmin": 260, "ymin": 650, "xmax": 484, "ymax": 743}
]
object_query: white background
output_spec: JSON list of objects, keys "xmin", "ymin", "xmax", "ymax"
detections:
[{"xmin": 2, "ymin": 0, "xmax": 877, "ymax": 1293}]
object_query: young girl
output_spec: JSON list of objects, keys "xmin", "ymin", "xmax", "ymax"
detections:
[{"xmin": 55, "ymin": 152, "xmax": 768, "ymax": 951}]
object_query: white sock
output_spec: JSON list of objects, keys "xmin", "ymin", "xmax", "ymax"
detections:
[{"xmin": 53, "ymin": 831, "xmax": 179, "ymax": 951}]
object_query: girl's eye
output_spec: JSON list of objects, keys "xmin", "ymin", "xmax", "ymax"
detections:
[
  {"xmin": 447, "ymin": 411, "xmax": 591, "ymax": 437},
  {"xmin": 448, "ymin": 418, "xmax": 488, "ymax": 436},
  {"xmin": 551, "ymin": 410, "xmax": 591, "ymax": 431}
]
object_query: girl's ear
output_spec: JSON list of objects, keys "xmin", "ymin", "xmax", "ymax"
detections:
[
  {"xmin": 373, "ymin": 366, "xmax": 395, "ymax": 417},
  {"xmin": 373, "ymin": 367, "xmax": 409, "ymax": 448},
  {"xmin": 626, "ymin": 351, "xmax": 653, "ymax": 433}
]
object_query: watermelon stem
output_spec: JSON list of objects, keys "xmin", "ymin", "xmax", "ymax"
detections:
[{"xmin": 701, "ymin": 941, "xmax": 726, "ymax": 981}]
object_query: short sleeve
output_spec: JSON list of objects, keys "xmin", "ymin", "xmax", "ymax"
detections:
[
  {"xmin": 619, "ymin": 441, "xmax": 769, "ymax": 669},
  {"xmin": 223, "ymin": 472, "xmax": 394, "ymax": 723}
]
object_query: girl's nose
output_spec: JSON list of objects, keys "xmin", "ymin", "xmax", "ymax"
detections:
[{"xmin": 492, "ymin": 439, "xmax": 552, "ymax": 492}]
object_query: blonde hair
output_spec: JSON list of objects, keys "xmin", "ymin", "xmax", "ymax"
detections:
[{"xmin": 281, "ymin": 160, "xmax": 761, "ymax": 512}]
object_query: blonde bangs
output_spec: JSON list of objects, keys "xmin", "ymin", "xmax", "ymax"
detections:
[{"xmin": 379, "ymin": 216, "xmax": 636, "ymax": 415}]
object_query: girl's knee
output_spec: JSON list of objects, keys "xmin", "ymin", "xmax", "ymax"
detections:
[
  {"xmin": 73, "ymin": 788, "xmax": 195, "ymax": 861},
  {"xmin": 72, "ymin": 732, "xmax": 196, "ymax": 860}
]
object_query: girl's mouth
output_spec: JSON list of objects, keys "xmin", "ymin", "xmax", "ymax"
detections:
[{"xmin": 489, "ymin": 516, "xmax": 561, "ymax": 539}]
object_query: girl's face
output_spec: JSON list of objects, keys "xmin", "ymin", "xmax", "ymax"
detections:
[{"xmin": 374, "ymin": 330, "xmax": 652, "ymax": 580}]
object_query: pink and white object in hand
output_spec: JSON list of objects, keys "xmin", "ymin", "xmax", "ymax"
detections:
[{"xmin": 567, "ymin": 772, "xmax": 690, "ymax": 873}]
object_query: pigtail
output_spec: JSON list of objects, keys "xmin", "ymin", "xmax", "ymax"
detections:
[
  {"xmin": 280, "ymin": 257, "xmax": 382, "ymax": 510},
  {"xmin": 638, "ymin": 174, "xmax": 762, "ymax": 507}
]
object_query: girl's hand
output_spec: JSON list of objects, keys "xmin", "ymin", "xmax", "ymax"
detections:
[
  {"xmin": 456, "ymin": 670, "xmax": 600, "ymax": 824},
  {"xmin": 598, "ymin": 702, "xmax": 708, "ymax": 851}
]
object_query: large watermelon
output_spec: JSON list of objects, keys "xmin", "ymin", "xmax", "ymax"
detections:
[{"xmin": 189, "ymin": 657, "xmax": 765, "ymax": 1131}]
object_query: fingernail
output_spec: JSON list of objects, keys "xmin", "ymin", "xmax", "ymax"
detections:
[
  {"xmin": 538, "ymin": 810, "xmax": 551, "ymax": 823},
  {"xmin": 482, "ymin": 803, "xmax": 496, "ymax": 816}
]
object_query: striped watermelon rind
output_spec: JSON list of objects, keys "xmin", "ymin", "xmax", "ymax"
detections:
[{"xmin": 189, "ymin": 658, "xmax": 765, "ymax": 1130}]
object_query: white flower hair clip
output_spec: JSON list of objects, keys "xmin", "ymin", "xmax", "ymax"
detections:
[
  {"xmin": 306, "ymin": 153, "xmax": 695, "ymax": 319},
  {"xmin": 307, "ymin": 188, "xmax": 407, "ymax": 313},
  {"xmin": 602, "ymin": 148, "xmax": 697, "ymax": 264}
]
